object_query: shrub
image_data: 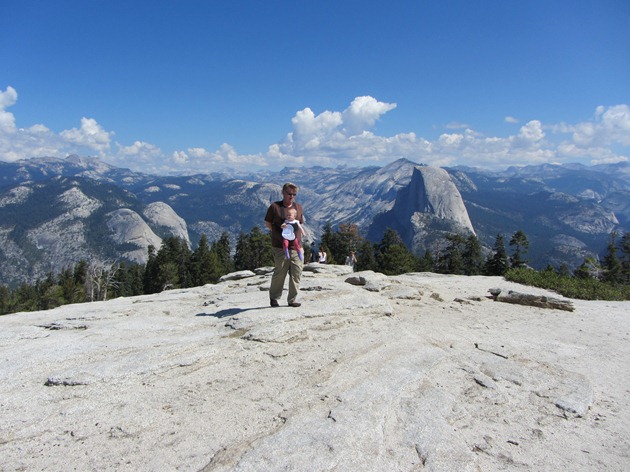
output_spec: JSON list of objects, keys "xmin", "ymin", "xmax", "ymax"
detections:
[{"xmin": 505, "ymin": 267, "xmax": 630, "ymax": 301}]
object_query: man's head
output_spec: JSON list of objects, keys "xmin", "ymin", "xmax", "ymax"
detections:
[{"xmin": 282, "ymin": 182, "xmax": 298, "ymax": 205}]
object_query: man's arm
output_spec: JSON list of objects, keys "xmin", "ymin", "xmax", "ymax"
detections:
[
  {"xmin": 264, "ymin": 203, "xmax": 276, "ymax": 231},
  {"xmin": 296, "ymin": 221, "xmax": 307, "ymax": 238}
]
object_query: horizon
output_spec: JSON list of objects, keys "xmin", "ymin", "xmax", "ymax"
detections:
[
  {"xmin": 12, "ymin": 153, "xmax": 630, "ymax": 179},
  {"xmin": 1, "ymin": 0, "xmax": 629, "ymax": 175}
]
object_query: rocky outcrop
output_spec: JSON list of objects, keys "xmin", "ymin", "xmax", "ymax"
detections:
[
  {"xmin": 105, "ymin": 208, "xmax": 162, "ymax": 263},
  {"xmin": 1, "ymin": 269, "xmax": 628, "ymax": 471},
  {"xmin": 368, "ymin": 166, "xmax": 475, "ymax": 254},
  {"xmin": 142, "ymin": 201, "xmax": 190, "ymax": 247}
]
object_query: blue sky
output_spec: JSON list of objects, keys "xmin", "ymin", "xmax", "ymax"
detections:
[{"xmin": 1, "ymin": 0, "xmax": 629, "ymax": 175}]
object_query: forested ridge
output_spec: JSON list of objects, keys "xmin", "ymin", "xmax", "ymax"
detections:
[{"xmin": 2, "ymin": 225, "xmax": 629, "ymax": 315}]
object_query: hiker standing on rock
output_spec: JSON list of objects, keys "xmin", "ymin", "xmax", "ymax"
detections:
[{"xmin": 265, "ymin": 182, "xmax": 304, "ymax": 308}]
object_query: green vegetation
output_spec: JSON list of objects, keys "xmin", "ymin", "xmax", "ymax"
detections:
[
  {"xmin": 505, "ymin": 267, "xmax": 630, "ymax": 300},
  {"xmin": 1, "ymin": 225, "xmax": 629, "ymax": 315}
]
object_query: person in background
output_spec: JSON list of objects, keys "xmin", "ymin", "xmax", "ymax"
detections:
[
  {"xmin": 318, "ymin": 248, "xmax": 327, "ymax": 264},
  {"xmin": 309, "ymin": 242, "xmax": 317, "ymax": 263},
  {"xmin": 345, "ymin": 251, "xmax": 357, "ymax": 271},
  {"xmin": 264, "ymin": 183, "xmax": 304, "ymax": 308}
]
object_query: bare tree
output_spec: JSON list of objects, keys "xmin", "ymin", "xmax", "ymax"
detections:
[{"xmin": 85, "ymin": 259, "xmax": 120, "ymax": 301}]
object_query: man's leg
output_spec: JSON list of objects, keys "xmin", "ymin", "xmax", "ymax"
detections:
[
  {"xmin": 269, "ymin": 247, "xmax": 289, "ymax": 301},
  {"xmin": 287, "ymin": 249, "xmax": 303, "ymax": 304}
]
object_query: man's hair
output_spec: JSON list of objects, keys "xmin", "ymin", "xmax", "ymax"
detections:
[{"xmin": 283, "ymin": 182, "xmax": 299, "ymax": 193}]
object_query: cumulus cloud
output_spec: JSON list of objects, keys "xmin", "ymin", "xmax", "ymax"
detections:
[
  {"xmin": 0, "ymin": 86, "xmax": 628, "ymax": 172},
  {"xmin": 267, "ymin": 99, "xmax": 629, "ymax": 170},
  {"xmin": 60, "ymin": 117, "xmax": 112, "ymax": 154},
  {"xmin": 342, "ymin": 96, "xmax": 397, "ymax": 135},
  {"xmin": 0, "ymin": 86, "xmax": 18, "ymax": 131},
  {"xmin": 273, "ymin": 96, "xmax": 399, "ymax": 167}
]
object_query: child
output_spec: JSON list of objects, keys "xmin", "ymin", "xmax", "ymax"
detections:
[{"xmin": 281, "ymin": 207, "xmax": 307, "ymax": 261}]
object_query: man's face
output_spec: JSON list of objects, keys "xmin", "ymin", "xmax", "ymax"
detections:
[{"xmin": 283, "ymin": 188, "xmax": 297, "ymax": 203}]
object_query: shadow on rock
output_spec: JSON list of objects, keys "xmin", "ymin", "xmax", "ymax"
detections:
[{"xmin": 195, "ymin": 306, "xmax": 265, "ymax": 318}]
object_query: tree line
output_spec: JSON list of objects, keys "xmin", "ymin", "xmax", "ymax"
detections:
[{"xmin": 2, "ymin": 225, "xmax": 629, "ymax": 315}]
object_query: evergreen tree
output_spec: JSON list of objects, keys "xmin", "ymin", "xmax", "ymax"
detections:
[
  {"xmin": 144, "ymin": 245, "xmax": 160, "ymax": 293},
  {"xmin": 74, "ymin": 259, "xmax": 88, "ymax": 289},
  {"xmin": 557, "ymin": 263, "xmax": 571, "ymax": 277},
  {"xmin": 376, "ymin": 228, "xmax": 416, "ymax": 275},
  {"xmin": 462, "ymin": 234, "xmax": 483, "ymax": 275},
  {"xmin": 416, "ymin": 250, "xmax": 434, "ymax": 272},
  {"xmin": 110, "ymin": 262, "xmax": 144, "ymax": 298},
  {"xmin": 157, "ymin": 237, "xmax": 191, "ymax": 290},
  {"xmin": 602, "ymin": 231, "xmax": 622, "ymax": 285},
  {"xmin": 191, "ymin": 234, "xmax": 219, "ymax": 285},
  {"xmin": 12, "ymin": 283, "xmax": 38, "ymax": 312},
  {"xmin": 126, "ymin": 263, "xmax": 146, "ymax": 296},
  {"xmin": 211, "ymin": 232, "xmax": 233, "ymax": 276},
  {"xmin": 355, "ymin": 240, "xmax": 377, "ymax": 271},
  {"xmin": 327, "ymin": 223, "xmax": 363, "ymax": 264},
  {"xmin": 234, "ymin": 227, "xmax": 273, "ymax": 271},
  {"xmin": 619, "ymin": 232, "xmax": 630, "ymax": 284},
  {"xmin": 439, "ymin": 234, "xmax": 465, "ymax": 275},
  {"xmin": 509, "ymin": 229, "xmax": 529, "ymax": 268},
  {"xmin": 320, "ymin": 222, "xmax": 337, "ymax": 264},
  {"xmin": 0, "ymin": 285, "xmax": 13, "ymax": 315},
  {"xmin": 573, "ymin": 257, "xmax": 600, "ymax": 279},
  {"xmin": 59, "ymin": 266, "xmax": 85, "ymax": 304},
  {"xmin": 485, "ymin": 234, "xmax": 509, "ymax": 276}
]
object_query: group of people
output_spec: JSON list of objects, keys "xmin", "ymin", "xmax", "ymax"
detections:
[{"xmin": 264, "ymin": 182, "xmax": 357, "ymax": 308}]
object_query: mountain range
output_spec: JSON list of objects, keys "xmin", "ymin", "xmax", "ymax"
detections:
[{"xmin": 0, "ymin": 155, "xmax": 628, "ymax": 287}]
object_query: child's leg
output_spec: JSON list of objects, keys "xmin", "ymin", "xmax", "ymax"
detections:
[
  {"xmin": 295, "ymin": 241, "xmax": 303, "ymax": 261},
  {"xmin": 283, "ymin": 239, "xmax": 290, "ymax": 258}
]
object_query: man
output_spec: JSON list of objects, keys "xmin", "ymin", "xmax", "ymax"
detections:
[{"xmin": 264, "ymin": 182, "xmax": 304, "ymax": 307}]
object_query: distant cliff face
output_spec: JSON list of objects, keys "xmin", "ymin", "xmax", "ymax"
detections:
[
  {"xmin": 0, "ymin": 155, "xmax": 629, "ymax": 286},
  {"xmin": 0, "ymin": 176, "xmax": 182, "ymax": 286},
  {"xmin": 368, "ymin": 166, "xmax": 475, "ymax": 254}
]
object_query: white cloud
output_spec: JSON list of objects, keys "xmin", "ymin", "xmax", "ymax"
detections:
[
  {"xmin": 342, "ymin": 96, "xmax": 397, "ymax": 135},
  {"xmin": 266, "ymin": 100, "xmax": 629, "ymax": 170},
  {"xmin": 59, "ymin": 117, "xmax": 112, "ymax": 154},
  {"xmin": 116, "ymin": 141, "xmax": 161, "ymax": 163},
  {"xmin": 0, "ymin": 87, "xmax": 628, "ymax": 173},
  {"xmin": 172, "ymin": 150, "xmax": 189, "ymax": 164},
  {"xmin": 0, "ymin": 86, "xmax": 18, "ymax": 132}
]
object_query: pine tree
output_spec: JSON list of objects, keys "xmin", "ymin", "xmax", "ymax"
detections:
[
  {"xmin": 355, "ymin": 240, "xmax": 377, "ymax": 271},
  {"xmin": 234, "ymin": 227, "xmax": 273, "ymax": 271},
  {"xmin": 376, "ymin": 228, "xmax": 417, "ymax": 275},
  {"xmin": 211, "ymin": 232, "xmax": 233, "ymax": 276},
  {"xmin": 320, "ymin": 222, "xmax": 337, "ymax": 264},
  {"xmin": 462, "ymin": 234, "xmax": 483, "ymax": 275},
  {"xmin": 485, "ymin": 234, "xmax": 509, "ymax": 276},
  {"xmin": 509, "ymin": 229, "xmax": 529, "ymax": 268},
  {"xmin": 329, "ymin": 223, "xmax": 363, "ymax": 264},
  {"xmin": 0, "ymin": 285, "xmax": 12, "ymax": 315},
  {"xmin": 440, "ymin": 234, "xmax": 465, "ymax": 275},
  {"xmin": 191, "ymin": 234, "xmax": 218, "ymax": 285},
  {"xmin": 602, "ymin": 231, "xmax": 622, "ymax": 285},
  {"xmin": 416, "ymin": 250, "xmax": 434, "ymax": 272},
  {"xmin": 619, "ymin": 232, "xmax": 630, "ymax": 284},
  {"xmin": 144, "ymin": 245, "xmax": 160, "ymax": 294}
]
